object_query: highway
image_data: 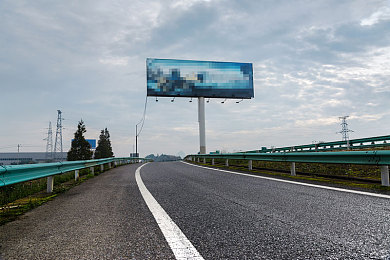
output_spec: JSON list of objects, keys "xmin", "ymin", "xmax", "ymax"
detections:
[{"xmin": 1, "ymin": 161, "xmax": 390, "ymax": 259}]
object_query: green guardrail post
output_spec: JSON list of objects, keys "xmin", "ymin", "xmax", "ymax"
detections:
[
  {"xmin": 249, "ymin": 160, "xmax": 252, "ymax": 170},
  {"xmin": 290, "ymin": 162, "xmax": 296, "ymax": 176},
  {"xmin": 47, "ymin": 176, "xmax": 54, "ymax": 193},
  {"xmin": 381, "ymin": 166, "xmax": 389, "ymax": 186}
]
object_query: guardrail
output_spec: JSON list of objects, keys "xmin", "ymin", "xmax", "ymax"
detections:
[
  {"xmin": 185, "ymin": 151, "xmax": 390, "ymax": 186},
  {"xmin": 0, "ymin": 157, "xmax": 146, "ymax": 192},
  {"xmin": 242, "ymin": 135, "xmax": 390, "ymax": 153}
]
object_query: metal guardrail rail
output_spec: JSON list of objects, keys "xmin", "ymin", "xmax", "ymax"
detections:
[
  {"xmin": 0, "ymin": 157, "xmax": 145, "ymax": 189},
  {"xmin": 243, "ymin": 135, "xmax": 390, "ymax": 153},
  {"xmin": 186, "ymin": 151, "xmax": 390, "ymax": 186}
]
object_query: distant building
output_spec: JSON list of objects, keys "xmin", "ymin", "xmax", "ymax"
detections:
[{"xmin": 0, "ymin": 152, "xmax": 67, "ymax": 165}]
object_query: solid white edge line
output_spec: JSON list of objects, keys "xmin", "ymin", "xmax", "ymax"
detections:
[
  {"xmin": 135, "ymin": 163, "xmax": 204, "ymax": 260},
  {"xmin": 181, "ymin": 161, "xmax": 390, "ymax": 200}
]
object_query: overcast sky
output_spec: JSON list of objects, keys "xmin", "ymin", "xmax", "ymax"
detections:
[{"xmin": 1, "ymin": 0, "xmax": 390, "ymax": 157}]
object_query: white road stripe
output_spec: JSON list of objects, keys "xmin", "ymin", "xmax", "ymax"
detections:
[
  {"xmin": 182, "ymin": 161, "xmax": 390, "ymax": 200},
  {"xmin": 135, "ymin": 163, "xmax": 204, "ymax": 260}
]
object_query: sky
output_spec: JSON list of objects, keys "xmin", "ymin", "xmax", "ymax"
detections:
[{"xmin": 1, "ymin": 0, "xmax": 390, "ymax": 157}]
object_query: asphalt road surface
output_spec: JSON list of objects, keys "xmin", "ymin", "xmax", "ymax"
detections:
[{"xmin": 1, "ymin": 161, "xmax": 390, "ymax": 259}]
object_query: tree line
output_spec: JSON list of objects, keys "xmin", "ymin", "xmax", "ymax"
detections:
[{"xmin": 67, "ymin": 120, "xmax": 113, "ymax": 161}]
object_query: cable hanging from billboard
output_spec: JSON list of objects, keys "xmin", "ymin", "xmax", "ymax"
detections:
[{"xmin": 136, "ymin": 95, "xmax": 148, "ymax": 137}]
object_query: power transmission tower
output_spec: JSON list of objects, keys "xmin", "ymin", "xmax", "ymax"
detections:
[
  {"xmin": 53, "ymin": 110, "xmax": 63, "ymax": 161},
  {"xmin": 44, "ymin": 121, "xmax": 53, "ymax": 159},
  {"xmin": 337, "ymin": 116, "xmax": 354, "ymax": 148}
]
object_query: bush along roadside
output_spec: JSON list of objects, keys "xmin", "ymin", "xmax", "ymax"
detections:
[{"xmin": 0, "ymin": 163, "xmax": 120, "ymax": 226}]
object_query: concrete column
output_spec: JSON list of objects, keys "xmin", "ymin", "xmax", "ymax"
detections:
[
  {"xmin": 203, "ymin": 158, "xmax": 206, "ymax": 164},
  {"xmin": 225, "ymin": 159, "xmax": 229, "ymax": 167},
  {"xmin": 198, "ymin": 97, "xmax": 206, "ymax": 154},
  {"xmin": 109, "ymin": 162, "xmax": 112, "ymax": 169},
  {"xmin": 47, "ymin": 176, "xmax": 54, "ymax": 193},
  {"xmin": 197, "ymin": 158, "xmax": 200, "ymax": 163},
  {"xmin": 290, "ymin": 162, "xmax": 296, "ymax": 176},
  {"xmin": 114, "ymin": 161, "xmax": 117, "ymax": 167},
  {"xmin": 101, "ymin": 164, "xmax": 104, "ymax": 173},
  {"xmin": 212, "ymin": 158, "xmax": 215, "ymax": 165},
  {"xmin": 75, "ymin": 170, "xmax": 79, "ymax": 181},
  {"xmin": 380, "ymin": 165, "xmax": 389, "ymax": 186},
  {"xmin": 248, "ymin": 160, "xmax": 253, "ymax": 170},
  {"xmin": 90, "ymin": 166, "xmax": 94, "ymax": 176}
]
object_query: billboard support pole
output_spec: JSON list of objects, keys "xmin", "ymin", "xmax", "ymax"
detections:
[{"xmin": 198, "ymin": 97, "xmax": 206, "ymax": 154}]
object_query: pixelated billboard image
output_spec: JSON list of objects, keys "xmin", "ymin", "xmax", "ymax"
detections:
[{"xmin": 147, "ymin": 58, "xmax": 254, "ymax": 99}]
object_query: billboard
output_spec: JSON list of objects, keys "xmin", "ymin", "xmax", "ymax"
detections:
[
  {"xmin": 147, "ymin": 58, "xmax": 254, "ymax": 99},
  {"xmin": 71, "ymin": 139, "xmax": 96, "ymax": 149}
]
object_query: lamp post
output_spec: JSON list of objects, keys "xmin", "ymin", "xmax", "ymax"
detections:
[
  {"xmin": 135, "ymin": 124, "xmax": 138, "ymax": 157},
  {"xmin": 135, "ymin": 119, "xmax": 143, "ymax": 157}
]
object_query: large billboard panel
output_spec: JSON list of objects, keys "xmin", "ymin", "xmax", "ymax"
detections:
[
  {"xmin": 147, "ymin": 58, "xmax": 254, "ymax": 99},
  {"xmin": 71, "ymin": 139, "xmax": 96, "ymax": 149}
]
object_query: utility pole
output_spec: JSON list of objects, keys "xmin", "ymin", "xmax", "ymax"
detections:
[
  {"xmin": 44, "ymin": 122, "xmax": 53, "ymax": 159},
  {"xmin": 17, "ymin": 144, "xmax": 21, "ymax": 163},
  {"xmin": 338, "ymin": 116, "xmax": 354, "ymax": 148},
  {"xmin": 53, "ymin": 110, "xmax": 63, "ymax": 161},
  {"xmin": 135, "ymin": 124, "xmax": 138, "ymax": 156}
]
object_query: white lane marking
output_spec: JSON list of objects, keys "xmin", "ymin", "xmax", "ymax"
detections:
[
  {"xmin": 135, "ymin": 163, "xmax": 204, "ymax": 260},
  {"xmin": 182, "ymin": 161, "xmax": 390, "ymax": 200}
]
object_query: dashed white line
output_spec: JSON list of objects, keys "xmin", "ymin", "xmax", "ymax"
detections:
[
  {"xmin": 135, "ymin": 163, "xmax": 204, "ymax": 260},
  {"xmin": 182, "ymin": 161, "xmax": 390, "ymax": 200}
]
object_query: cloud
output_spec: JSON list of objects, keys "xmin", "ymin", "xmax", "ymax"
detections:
[
  {"xmin": 361, "ymin": 4, "xmax": 390, "ymax": 26},
  {"xmin": 1, "ymin": 0, "xmax": 390, "ymax": 156}
]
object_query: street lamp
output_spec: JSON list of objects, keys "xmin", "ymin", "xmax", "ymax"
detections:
[{"xmin": 135, "ymin": 119, "xmax": 143, "ymax": 157}]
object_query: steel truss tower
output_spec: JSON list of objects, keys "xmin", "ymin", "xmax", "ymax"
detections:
[
  {"xmin": 53, "ymin": 110, "xmax": 63, "ymax": 161},
  {"xmin": 44, "ymin": 121, "xmax": 53, "ymax": 159},
  {"xmin": 338, "ymin": 116, "xmax": 353, "ymax": 148}
]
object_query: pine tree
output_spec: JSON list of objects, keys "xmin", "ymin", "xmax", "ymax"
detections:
[
  {"xmin": 67, "ymin": 120, "xmax": 93, "ymax": 161},
  {"xmin": 94, "ymin": 128, "xmax": 114, "ymax": 159}
]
